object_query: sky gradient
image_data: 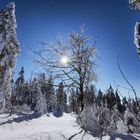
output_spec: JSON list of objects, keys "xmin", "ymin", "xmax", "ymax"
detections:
[{"xmin": 0, "ymin": 0, "xmax": 140, "ymax": 97}]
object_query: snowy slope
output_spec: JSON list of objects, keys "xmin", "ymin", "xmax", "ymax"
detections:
[{"xmin": 0, "ymin": 113, "xmax": 140, "ymax": 140}]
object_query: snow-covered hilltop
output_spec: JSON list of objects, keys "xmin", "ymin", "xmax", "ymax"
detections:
[{"xmin": 0, "ymin": 2, "xmax": 19, "ymax": 113}]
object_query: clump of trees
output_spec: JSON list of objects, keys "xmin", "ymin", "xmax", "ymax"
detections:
[
  {"xmin": 11, "ymin": 67, "xmax": 67, "ymax": 116},
  {"xmin": 77, "ymin": 85, "xmax": 140, "ymax": 136},
  {"xmin": 8, "ymin": 66, "xmax": 140, "ymax": 136},
  {"xmin": 6, "ymin": 66, "xmax": 139, "ymax": 136}
]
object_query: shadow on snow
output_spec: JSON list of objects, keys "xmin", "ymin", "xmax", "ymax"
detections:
[{"xmin": 0, "ymin": 113, "xmax": 40, "ymax": 126}]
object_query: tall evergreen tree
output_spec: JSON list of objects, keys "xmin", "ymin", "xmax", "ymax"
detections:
[
  {"xmin": 69, "ymin": 88, "xmax": 80, "ymax": 113},
  {"xmin": 12, "ymin": 67, "xmax": 26, "ymax": 106},
  {"xmin": 122, "ymin": 97, "xmax": 128, "ymax": 113},
  {"xmin": 115, "ymin": 90, "xmax": 123, "ymax": 113},
  {"xmin": 34, "ymin": 84, "xmax": 47, "ymax": 115},
  {"xmin": 45, "ymin": 76, "xmax": 56, "ymax": 112},
  {"xmin": 63, "ymin": 92, "xmax": 67, "ymax": 112},
  {"xmin": 15, "ymin": 67, "xmax": 25, "ymax": 86},
  {"xmin": 36, "ymin": 74, "xmax": 56, "ymax": 112},
  {"xmin": 69, "ymin": 92, "xmax": 77, "ymax": 113},
  {"xmin": 106, "ymin": 85, "xmax": 116, "ymax": 110},
  {"xmin": 85, "ymin": 85, "xmax": 95, "ymax": 106},
  {"xmin": 55, "ymin": 82, "xmax": 67, "ymax": 116},
  {"xmin": 56, "ymin": 82, "xmax": 64, "ymax": 110},
  {"xmin": 96, "ymin": 89, "xmax": 103, "ymax": 107}
]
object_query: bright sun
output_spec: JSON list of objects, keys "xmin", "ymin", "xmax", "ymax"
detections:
[{"xmin": 60, "ymin": 56, "xmax": 69, "ymax": 65}]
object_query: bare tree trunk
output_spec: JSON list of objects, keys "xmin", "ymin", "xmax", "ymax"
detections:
[
  {"xmin": 79, "ymin": 73, "xmax": 84, "ymax": 111},
  {"xmin": 80, "ymin": 85, "xmax": 84, "ymax": 111}
]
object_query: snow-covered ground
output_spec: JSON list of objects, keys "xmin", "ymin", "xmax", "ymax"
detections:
[{"xmin": 0, "ymin": 113, "xmax": 140, "ymax": 140}]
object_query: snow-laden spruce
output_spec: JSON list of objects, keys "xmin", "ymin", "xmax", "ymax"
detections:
[
  {"xmin": 129, "ymin": 0, "xmax": 140, "ymax": 10},
  {"xmin": 34, "ymin": 85, "xmax": 47, "ymax": 115},
  {"xmin": 134, "ymin": 21, "xmax": 140, "ymax": 57},
  {"xmin": 0, "ymin": 2, "xmax": 19, "ymax": 113}
]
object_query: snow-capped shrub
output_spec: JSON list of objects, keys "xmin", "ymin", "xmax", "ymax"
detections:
[
  {"xmin": 116, "ymin": 119, "xmax": 128, "ymax": 133},
  {"xmin": 77, "ymin": 106, "xmax": 99, "ymax": 136},
  {"xmin": 97, "ymin": 105, "xmax": 111, "ymax": 136},
  {"xmin": 107, "ymin": 104, "xmax": 123, "ymax": 134},
  {"xmin": 124, "ymin": 107, "xmax": 139, "ymax": 133}
]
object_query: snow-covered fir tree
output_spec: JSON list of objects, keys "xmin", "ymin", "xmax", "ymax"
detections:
[
  {"xmin": 44, "ymin": 75, "xmax": 56, "ymax": 112},
  {"xmin": 129, "ymin": 0, "xmax": 140, "ymax": 11},
  {"xmin": 12, "ymin": 67, "xmax": 32, "ymax": 106},
  {"xmin": 84, "ymin": 85, "xmax": 96, "ymax": 106},
  {"xmin": 13, "ymin": 67, "xmax": 25, "ymax": 106},
  {"xmin": 128, "ymin": 0, "xmax": 140, "ymax": 57},
  {"xmin": 15, "ymin": 67, "xmax": 24, "ymax": 86},
  {"xmin": 69, "ymin": 88, "xmax": 79, "ymax": 113},
  {"xmin": 96, "ymin": 89, "xmax": 103, "ymax": 107},
  {"xmin": 122, "ymin": 97, "xmax": 128, "ymax": 113},
  {"xmin": 0, "ymin": 2, "xmax": 19, "ymax": 113},
  {"xmin": 35, "ymin": 74, "xmax": 56, "ymax": 113},
  {"xmin": 56, "ymin": 82, "xmax": 64, "ymax": 110},
  {"xmin": 63, "ymin": 92, "xmax": 67, "ymax": 112},
  {"xmin": 106, "ymin": 85, "xmax": 116, "ymax": 110},
  {"xmin": 34, "ymin": 83, "xmax": 47, "ymax": 115},
  {"xmin": 30, "ymin": 78, "xmax": 38, "ymax": 110},
  {"xmin": 115, "ymin": 90, "xmax": 123, "ymax": 113},
  {"xmin": 55, "ymin": 82, "xmax": 67, "ymax": 116}
]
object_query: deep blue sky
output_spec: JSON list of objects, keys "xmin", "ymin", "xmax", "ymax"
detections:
[{"xmin": 1, "ymin": 0, "xmax": 140, "ymax": 97}]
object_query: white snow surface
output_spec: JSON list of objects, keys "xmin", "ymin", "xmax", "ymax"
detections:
[{"xmin": 0, "ymin": 113, "xmax": 140, "ymax": 140}]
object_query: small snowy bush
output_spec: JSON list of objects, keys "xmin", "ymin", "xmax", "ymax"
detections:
[
  {"xmin": 124, "ymin": 107, "xmax": 139, "ymax": 133},
  {"xmin": 77, "ymin": 106, "xmax": 99, "ymax": 136},
  {"xmin": 116, "ymin": 119, "xmax": 128, "ymax": 133},
  {"xmin": 97, "ymin": 106, "xmax": 111, "ymax": 136}
]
